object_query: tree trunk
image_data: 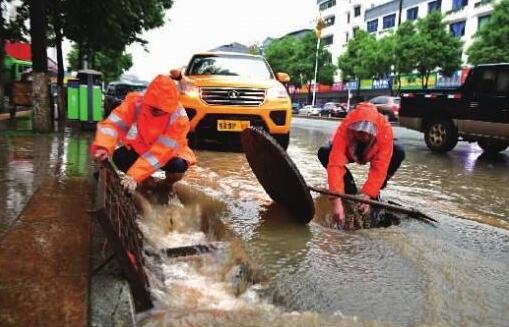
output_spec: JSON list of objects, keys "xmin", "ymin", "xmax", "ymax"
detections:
[
  {"xmin": 55, "ymin": 25, "xmax": 66, "ymax": 124},
  {"xmin": 397, "ymin": 0, "xmax": 403, "ymax": 26},
  {"xmin": 29, "ymin": 0, "xmax": 52, "ymax": 132},
  {"xmin": 78, "ymin": 43, "xmax": 84, "ymax": 70}
]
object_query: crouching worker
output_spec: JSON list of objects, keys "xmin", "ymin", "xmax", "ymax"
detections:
[
  {"xmin": 317, "ymin": 102, "xmax": 405, "ymax": 229},
  {"xmin": 91, "ymin": 74, "xmax": 196, "ymax": 195}
]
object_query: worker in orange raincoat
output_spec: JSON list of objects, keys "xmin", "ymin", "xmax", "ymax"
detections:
[
  {"xmin": 91, "ymin": 74, "xmax": 196, "ymax": 194},
  {"xmin": 317, "ymin": 102, "xmax": 405, "ymax": 229}
]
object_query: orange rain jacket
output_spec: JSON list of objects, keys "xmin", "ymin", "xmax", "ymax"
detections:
[
  {"xmin": 327, "ymin": 103, "xmax": 393, "ymax": 198},
  {"xmin": 91, "ymin": 75, "xmax": 196, "ymax": 182}
]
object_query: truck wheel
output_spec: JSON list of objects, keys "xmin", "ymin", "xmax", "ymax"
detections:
[
  {"xmin": 424, "ymin": 119, "xmax": 458, "ymax": 153},
  {"xmin": 272, "ymin": 133, "xmax": 290, "ymax": 150},
  {"xmin": 477, "ymin": 140, "xmax": 509, "ymax": 154}
]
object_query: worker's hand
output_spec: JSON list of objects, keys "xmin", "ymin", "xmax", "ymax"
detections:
[
  {"xmin": 118, "ymin": 172, "xmax": 137, "ymax": 194},
  {"xmin": 331, "ymin": 198, "xmax": 345, "ymax": 229},
  {"xmin": 93, "ymin": 148, "xmax": 109, "ymax": 162},
  {"xmin": 356, "ymin": 193, "xmax": 371, "ymax": 215}
]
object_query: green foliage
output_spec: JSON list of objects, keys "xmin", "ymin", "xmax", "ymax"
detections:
[
  {"xmin": 337, "ymin": 30, "xmax": 377, "ymax": 85},
  {"xmin": 415, "ymin": 12, "xmax": 462, "ymax": 87},
  {"xmin": 467, "ymin": 0, "xmax": 509, "ymax": 64},
  {"xmin": 394, "ymin": 22, "xmax": 419, "ymax": 77},
  {"xmin": 264, "ymin": 31, "xmax": 336, "ymax": 88},
  {"xmin": 265, "ymin": 36, "xmax": 299, "ymax": 82},
  {"xmin": 67, "ymin": 44, "xmax": 133, "ymax": 83},
  {"xmin": 1, "ymin": 0, "xmax": 29, "ymax": 41}
]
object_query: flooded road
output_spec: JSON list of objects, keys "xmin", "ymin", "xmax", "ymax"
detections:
[
  {"xmin": 150, "ymin": 117, "xmax": 509, "ymax": 326},
  {"xmin": 1, "ymin": 117, "xmax": 508, "ymax": 326}
]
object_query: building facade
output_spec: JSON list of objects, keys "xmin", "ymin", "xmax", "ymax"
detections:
[{"xmin": 317, "ymin": 0, "xmax": 497, "ymax": 65}]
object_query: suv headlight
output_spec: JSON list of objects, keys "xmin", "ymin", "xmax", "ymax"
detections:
[
  {"xmin": 266, "ymin": 85, "xmax": 288, "ymax": 99},
  {"xmin": 178, "ymin": 81, "xmax": 200, "ymax": 98}
]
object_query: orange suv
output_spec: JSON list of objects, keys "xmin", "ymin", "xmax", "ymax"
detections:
[{"xmin": 170, "ymin": 52, "xmax": 292, "ymax": 149}]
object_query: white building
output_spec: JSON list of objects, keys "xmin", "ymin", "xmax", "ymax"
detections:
[{"xmin": 317, "ymin": 0, "xmax": 497, "ymax": 65}]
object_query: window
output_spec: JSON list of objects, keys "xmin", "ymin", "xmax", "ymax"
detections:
[
  {"xmin": 353, "ymin": 26, "xmax": 359, "ymax": 35},
  {"xmin": 496, "ymin": 71, "xmax": 509, "ymax": 94},
  {"xmin": 324, "ymin": 16, "xmax": 335, "ymax": 27},
  {"xmin": 346, "ymin": 32, "xmax": 349, "ymax": 42},
  {"xmin": 476, "ymin": 69, "xmax": 497, "ymax": 95},
  {"xmin": 319, "ymin": 0, "xmax": 336, "ymax": 11},
  {"xmin": 322, "ymin": 35, "xmax": 334, "ymax": 46},
  {"xmin": 452, "ymin": 0, "xmax": 468, "ymax": 11},
  {"xmin": 428, "ymin": 0, "xmax": 442, "ymax": 13},
  {"xmin": 370, "ymin": 96, "xmax": 389, "ymax": 104},
  {"xmin": 367, "ymin": 19, "xmax": 378, "ymax": 32},
  {"xmin": 450, "ymin": 21, "xmax": 466, "ymax": 37},
  {"xmin": 407, "ymin": 7, "xmax": 418, "ymax": 21},
  {"xmin": 478, "ymin": 15, "xmax": 491, "ymax": 30},
  {"xmin": 347, "ymin": 12, "xmax": 350, "ymax": 23},
  {"xmin": 383, "ymin": 14, "xmax": 396, "ymax": 29},
  {"xmin": 354, "ymin": 5, "xmax": 361, "ymax": 17}
]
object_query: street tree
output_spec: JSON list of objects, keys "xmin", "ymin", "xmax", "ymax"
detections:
[
  {"xmin": 67, "ymin": 45, "xmax": 133, "ymax": 84},
  {"xmin": 264, "ymin": 36, "xmax": 299, "ymax": 82},
  {"xmin": 415, "ymin": 12, "xmax": 462, "ymax": 88},
  {"xmin": 371, "ymin": 34, "xmax": 396, "ymax": 93},
  {"xmin": 393, "ymin": 21, "xmax": 420, "ymax": 93},
  {"xmin": 65, "ymin": 0, "xmax": 174, "ymax": 69},
  {"xmin": 467, "ymin": 0, "xmax": 509, "ymax": 64},
  {"xmin": 29, "ymin": 0, "xmax": 52, "ymax": 132},
  {"xmin": 337, "ymin": 30, "xmax": 377, "ymax": 94}
]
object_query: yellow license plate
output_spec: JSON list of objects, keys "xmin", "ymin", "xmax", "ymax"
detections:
[{"xmin": 217, "ymin": 120, "xmax": 250, "ymax": 132}]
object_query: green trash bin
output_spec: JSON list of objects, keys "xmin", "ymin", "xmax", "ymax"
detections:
[
  {"xmin": 66, "ymin": 69, "xmax": 103, "ymax": 124},
  {"xmin": 67, "ymin": 79, "xmax": 80, "ymax": 120},
  {"xmin": 77, "ymin": 69, "xmax": 103, "ymax": 123}
]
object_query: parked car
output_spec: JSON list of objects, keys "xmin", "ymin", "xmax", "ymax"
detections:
[
  {"xmin": 299, "ymin": 105, "xmax": 321, "ymax": 116},
  {"xmin": 104, "ymin": 81, "xmax": 146, "ymax": 117},
  {"xmin": 292, "ymin": 102, "xmax": 302, "ymax": 114},
  {"xmin": 368, "ymin": 96, "xmax": 400, "ymax": 121},
  {"xmin": 398, "ymin": 63, "xmax": 509, "ymax": 154},
  {"xmin": 322, "ymin": 102, "xmax": 347, "ymax": 117}
]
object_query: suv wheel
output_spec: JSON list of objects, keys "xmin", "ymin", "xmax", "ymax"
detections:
[
  {"xmin": 477, "ymin": 139, "xmax": 509, "ymax": 154},
  {"xmin": 272, "ymin": 133, "xmax": 290, "ymax": 150},
  {"xmin": 424, "ymin": 119, "xmax": 458, "ymax": 153}
]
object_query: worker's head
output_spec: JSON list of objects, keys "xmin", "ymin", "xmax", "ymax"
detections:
[
  {"xmin": 348, "ymin": 120, "xmax": 377, "ymax": 163},
  {"xmin": 143, "ymin": 74, "xmax": 179, "ymax": 114},
  {"xmin": 348, "ymin": 120, "xmax": 377, "ymax": 144}
]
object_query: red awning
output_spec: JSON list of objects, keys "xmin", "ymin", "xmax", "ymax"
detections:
[{"xmin": 5, "ymin": 41, "xmax": 31, "ymax": 61}]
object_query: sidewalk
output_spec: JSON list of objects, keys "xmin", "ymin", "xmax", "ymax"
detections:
[{"xmin": 0, "ymin": 179, "xmax": 92, "ymax": 326}]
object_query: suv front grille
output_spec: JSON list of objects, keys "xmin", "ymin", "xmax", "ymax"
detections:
[{"xmin": 201, "ymin": 87, "xmax": 265, "ymax": 106}]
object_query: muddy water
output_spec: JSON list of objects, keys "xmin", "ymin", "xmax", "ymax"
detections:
[
  {"xmin": 140, "ymin": 119, "xmax": 509, "ymax": 326},
  {"xmin": 2, "ymin": 118, "xmax": 508, "ymax": 326}
]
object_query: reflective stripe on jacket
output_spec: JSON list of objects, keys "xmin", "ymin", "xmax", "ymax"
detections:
[
  {"xmin": 91, "ymin": 92, "xmax": 196, "ymax": 182},
  {"xmin": 327, "ymin": 104, "xmax": 393, "ymax": 198}
]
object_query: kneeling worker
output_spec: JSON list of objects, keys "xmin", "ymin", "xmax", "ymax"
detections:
[
  {"xmin": 91, "ymin": 74, "xmax": 196, "ymax": 194},
  {"xmin": 317, "ymin": 102, "xmax": 405, "ymax": 228}
]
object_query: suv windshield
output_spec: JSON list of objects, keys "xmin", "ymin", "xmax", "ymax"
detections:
[
  {"xmin": 186, "ymin": 54, "xmax": 274, "ymax": 79},
  {"xmin": 114, "ymin": 84, "xmax": 145, "ymax": 98}
]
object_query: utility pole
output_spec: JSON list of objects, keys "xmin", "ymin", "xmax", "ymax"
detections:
[
  {"xmin": 29, "ymin": 0, "xmax": 52, "ymax": 132},
  {"xmin": 312, "ymin": 17, "xmax": 325, "ymax": 107},
  {"xmin": 397, "ymin": 0, "xmax": 403, "ymax": 26}
]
